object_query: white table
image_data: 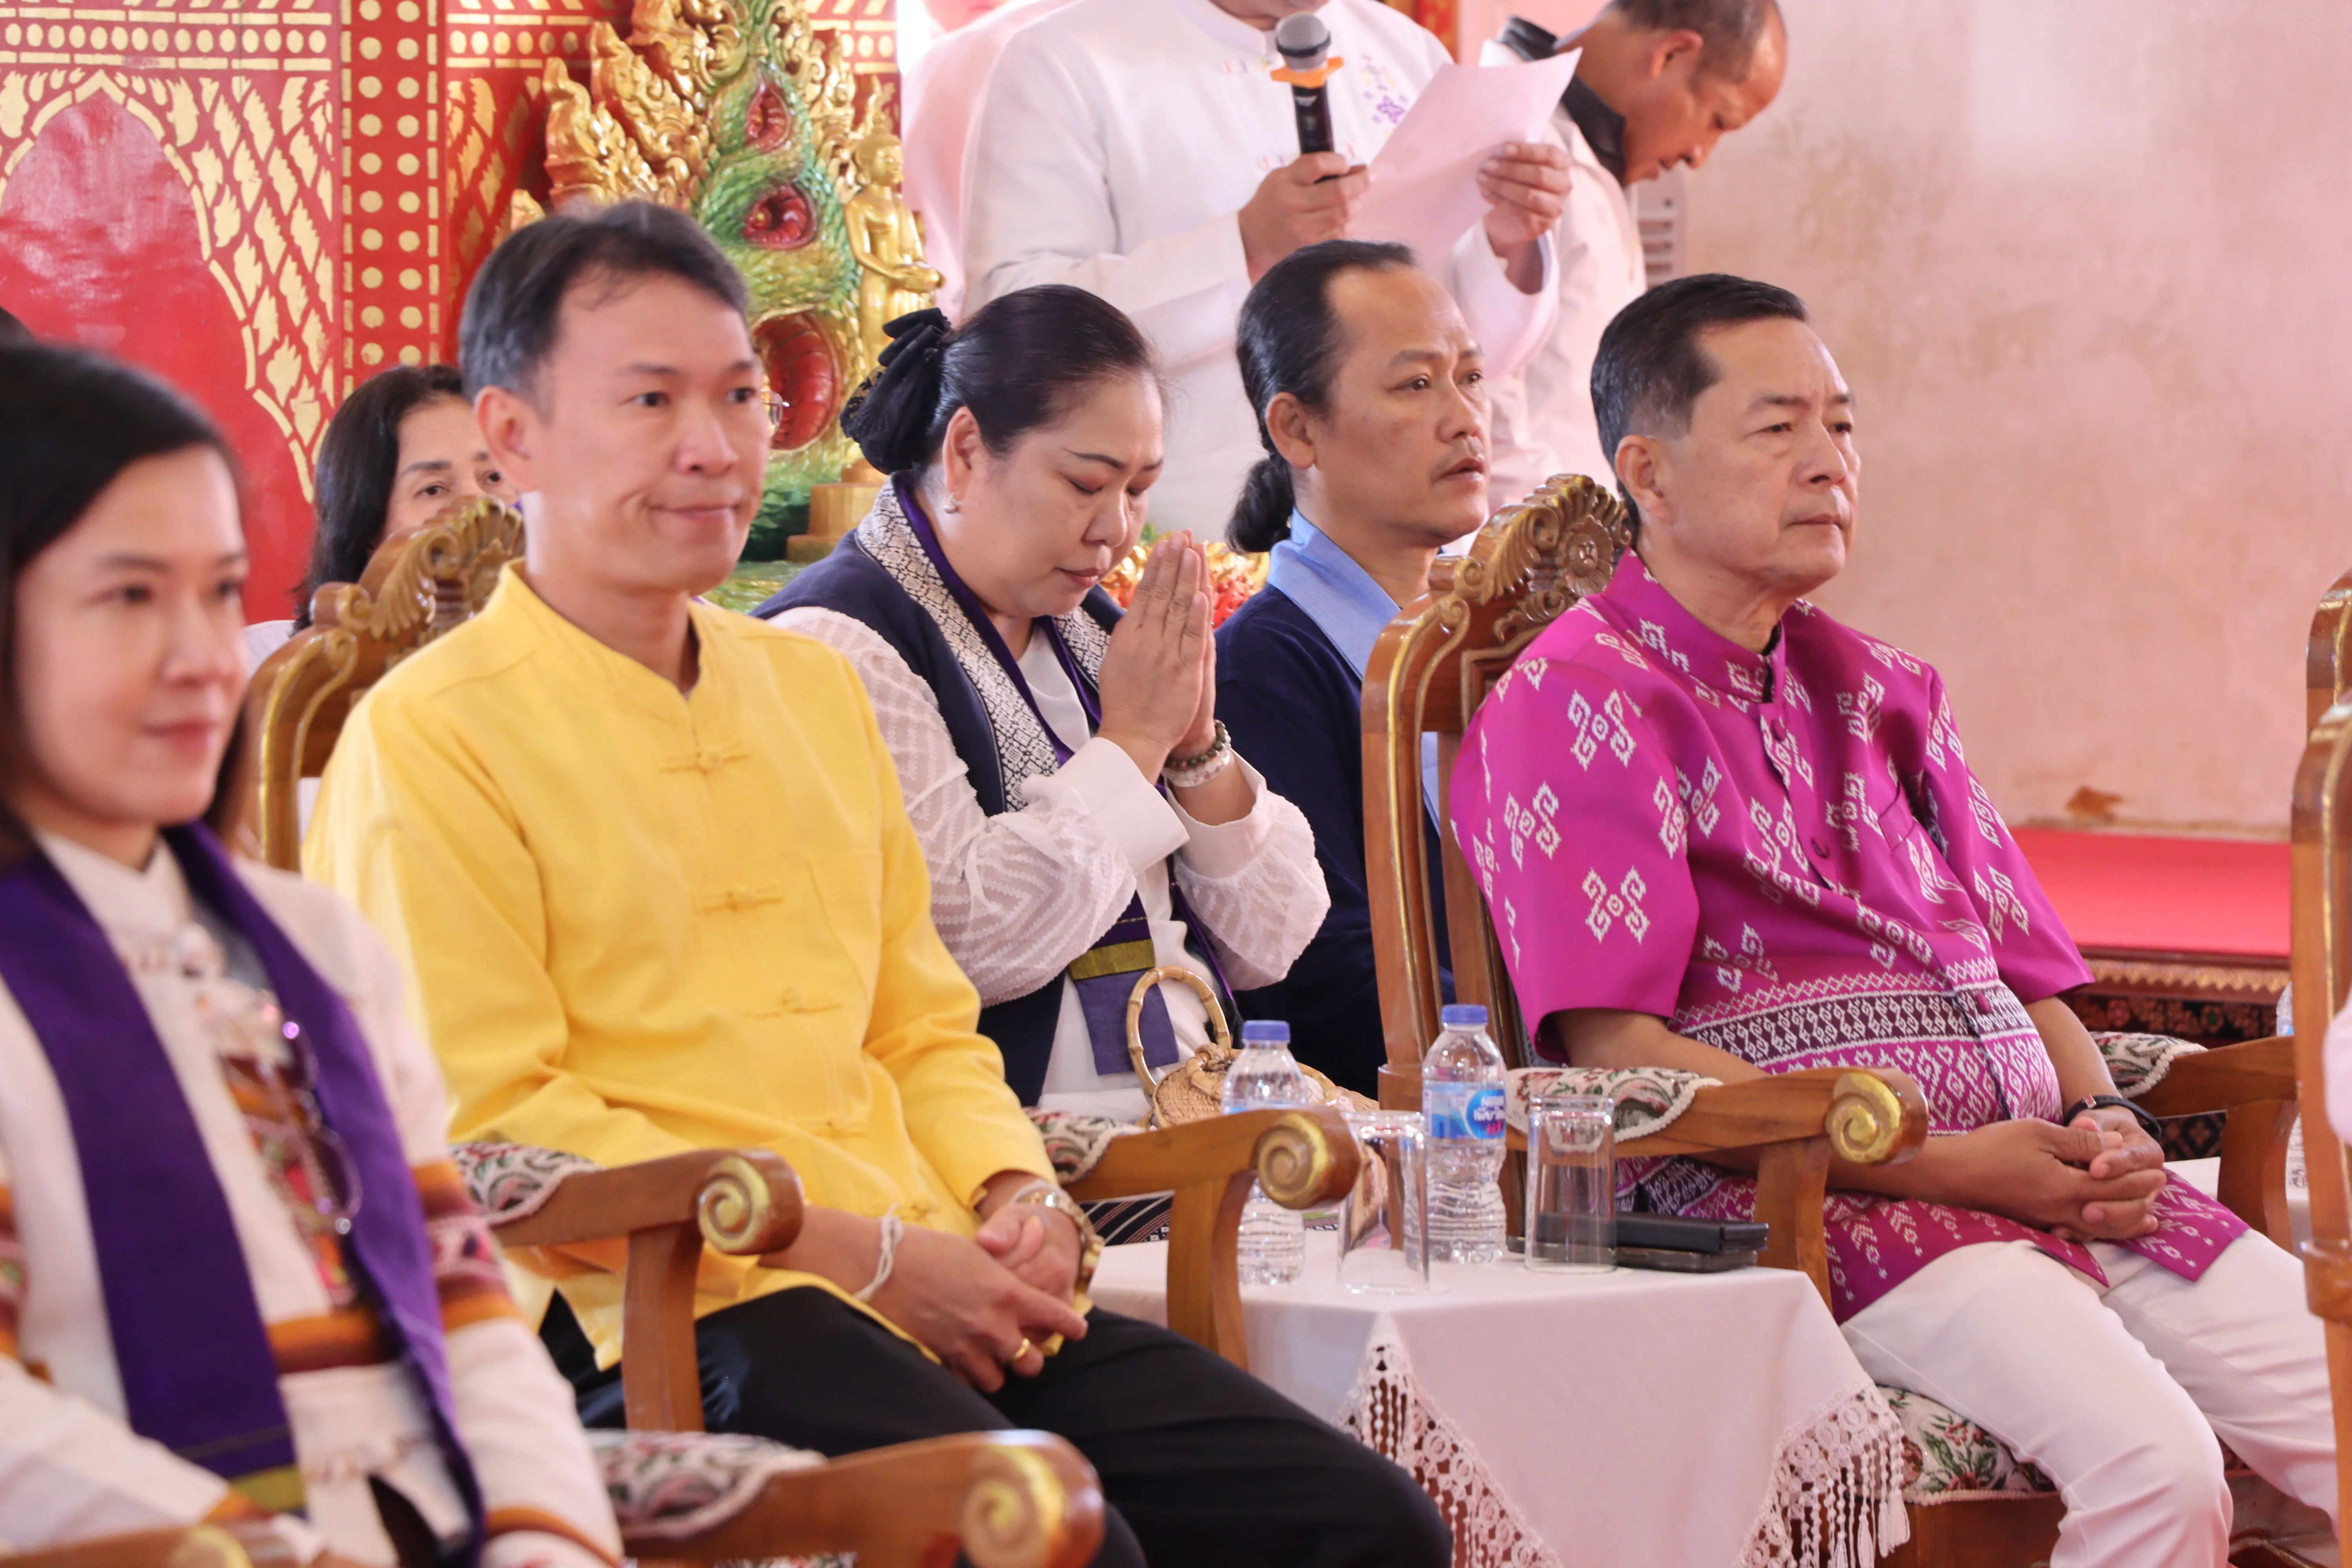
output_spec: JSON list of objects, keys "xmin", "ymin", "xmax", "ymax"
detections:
[{"xmin": 1092, "ymin": 1234, "xmax": 1908, "ymax": 1568}]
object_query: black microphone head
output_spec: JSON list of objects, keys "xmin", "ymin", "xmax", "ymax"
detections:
[
  {"xmin": 1497, "ymin": 16, "xmax": 1559, "ymax": 62},
  {"xmin": 1274, "ymin": 11, "xmax": 1332, "ymax": 69}
]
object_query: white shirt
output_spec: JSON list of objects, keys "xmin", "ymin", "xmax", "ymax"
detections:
[
  {"xmin": 0, "ymin": 835, "xmax": 615, "ymax": 1567},
  {"xmin": 964, "ymin": 0, "xmax": 1556, "ymax": 534},
  {"xmin": 770, "ymin": 606, "xmax": 1329, "ymax": 1120},
  {"xmin": 901, "ymin": 0, "xmax": 1081, "ymax": 318},
  {"xmin": 1485, "ymin": 95, "xmax": 1646, "ymax": 497}
]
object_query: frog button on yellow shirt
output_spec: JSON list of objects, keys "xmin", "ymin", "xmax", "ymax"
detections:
[{"xmin": 305, "ymin": 562, "xmax": 1054, "ymax": 1368}]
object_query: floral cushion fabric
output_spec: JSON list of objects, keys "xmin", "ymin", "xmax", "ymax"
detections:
[
  {"xmin": 2092, "ymin": 1031, "xmax": 2205, "ymax": 1099},
  {"xmin": 1503, "ymin": 1065, "xmax": 1719, "ymax": 1142},
  {"xmin": 1025, "ymin": 1107, "xmax": 1142, "ymax": 1185},
  {"xmin": 1495, "ymin": 1034, "xmax": 2203, "ymax": 1148},
  {"xmin": 1887, "ymin": 1383, "xmax": 2247, "ymax": 1504},
  {"xmin": 1880, "ymin": 1385, "xmax": 2054, "ymax": 1501},
  {"xmin": 589, "ymin": 1427, "xmax": 839, "ymax": 1557},
  {"xmin": 453, "ymin": 1140, "xmax": 601, "ymax": 1225}
]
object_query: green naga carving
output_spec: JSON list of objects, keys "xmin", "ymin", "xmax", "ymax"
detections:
[{"xmin": 538, "ymin": 0, "xmax": 926, "ymax": 558}]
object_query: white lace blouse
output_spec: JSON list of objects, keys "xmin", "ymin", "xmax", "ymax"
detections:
[{"xmin": 770, "ymin": 607, "xmax": 1330, "ymax": 1118}]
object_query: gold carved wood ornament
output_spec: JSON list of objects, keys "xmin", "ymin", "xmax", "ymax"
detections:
[{"xmin": 528, "ymin": 0, "xmax": 933, "ymax": 550}]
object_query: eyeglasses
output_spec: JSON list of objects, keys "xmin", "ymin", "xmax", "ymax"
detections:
[
  {"xmin": 263, "ymin": 1007, "xmax": 365, "ymax": 1234},
  {"xmin": 760, "ymin": 390, "xmax": 788, "ymax": 432}
]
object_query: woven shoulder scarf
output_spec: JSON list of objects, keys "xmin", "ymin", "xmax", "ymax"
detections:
[{"xmin": 853, "ymin": 482, "xmax": 1113, "ymax": 808}]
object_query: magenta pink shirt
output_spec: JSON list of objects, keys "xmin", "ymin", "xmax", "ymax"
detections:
[{"xmin": 1453, "ymin": 553, "xmax": 2243, "ymax": 1318}]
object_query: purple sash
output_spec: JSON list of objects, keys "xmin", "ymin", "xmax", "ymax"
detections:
[
  {"xmin": 900, "ymin": 482, "xmax": 1234, "ymax": 1076},
  {"xmin": 0, "ymin": 827, "xmax": 483, "ymax": 1561}
]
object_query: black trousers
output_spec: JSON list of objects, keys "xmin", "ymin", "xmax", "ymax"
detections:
[{"xmin": 550, "ymin": 1288, "xmax": 1448, "ymax": 1568}]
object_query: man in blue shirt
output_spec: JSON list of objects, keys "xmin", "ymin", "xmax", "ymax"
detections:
[{"xmin": 1217, "ymin": 240, "xmax": 1484, "ymax": 1092}]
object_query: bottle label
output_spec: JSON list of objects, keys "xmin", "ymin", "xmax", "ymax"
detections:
[{"xmin": 1424, "ymin": 1082, "xmax": 1506, "ymax": 1142}]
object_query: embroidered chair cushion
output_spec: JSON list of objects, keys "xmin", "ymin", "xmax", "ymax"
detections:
[
  {"xmin": 2092, "ymin": 1031, "xmax": 2205, "ymax": 1098},
  {"xmin": 1025, "ymin": 1107, "xmax": 1142, "ymax": 1185},
  {"xmin": 453, "ymin": 1140, "xmax": 601, "ymax": 1225},
  {"xmin": 1885, "ymin": 1385, "xmax": 2259, "ymax": 1505},
  {"xmin": 1503, "ymin": 1065, "xmax": 1719, "ymax": 1142},
  {"xmin": 587, "ymin": 1426, "xmax": 838, "ymax": 1558},
  {"xmin": 1498, "ymin": 1034, "xmax": 2209, "ymax": 1147},
  {"xmin": 460, "ymin": 1116, "xmax": 1146, "ymax": 1218},
  {"xmin": 459, "ymin": 1122, "xmax": 1172, "ymax": 1252},
  {"xmin": 1881, "ymin": 1385, "xmax": 2056, "ymax": 1501}
]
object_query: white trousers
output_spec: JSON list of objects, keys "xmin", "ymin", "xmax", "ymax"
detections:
[{"xmin": 1840, "ymin": 1231, "xmax": 2337, "ymax": 1568}]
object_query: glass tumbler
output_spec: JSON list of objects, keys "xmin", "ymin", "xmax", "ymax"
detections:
[
  {"xmin": 1338, "ymin": 1108, "xmax": 1430, "ymax": 1294},
  {"xmin": 1525, "ymin": 1093, "xmax": 1615, "ymax": 1273}
]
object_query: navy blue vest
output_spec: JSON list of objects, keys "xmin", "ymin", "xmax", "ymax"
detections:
[{"xmin": 759, "ymin": 534, "xmax": 1122, "ymax": 1105}]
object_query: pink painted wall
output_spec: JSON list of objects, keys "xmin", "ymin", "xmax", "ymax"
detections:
[{"xmin": 1678, "ymin": 0, "xmax": 2352, "ymax": 835}]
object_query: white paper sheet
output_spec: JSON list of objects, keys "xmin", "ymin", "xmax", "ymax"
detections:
[{"xmin": 1352, "ymin": 49, "xmax": 1582, "ymax": 265}]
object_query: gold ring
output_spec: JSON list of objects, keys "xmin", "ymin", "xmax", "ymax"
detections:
[{"xmin": 1012, "ymin": 1338, "xmax": 1034, "ymax": 1362}]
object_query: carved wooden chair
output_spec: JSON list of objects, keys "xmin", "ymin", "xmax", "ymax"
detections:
[
  {"xmin": 0, "ymin": 1486, "xmax": 1100, "ymax": 1568},
  {"xmin": 2290, "ymin": 694, "xmax": 2352, "ymax": 1566},
  {"xmin": 239, "ymin": 497, "xmax": 1363, "ymax": 1374},
  {"xmin": 2308, "ymin": 565, "xmax": 2352, "ymax": 733},
  {"xmin": 1361, "ymin": 477, "xmax": 1930, "ymax": 1297},
  {"xmin": 240, "ymin": 497, "xmax": 524, "ymax": 871},
  {"xmin": 1363, "ymin": 476, "xmax": 2312, "ymax": 1568}
]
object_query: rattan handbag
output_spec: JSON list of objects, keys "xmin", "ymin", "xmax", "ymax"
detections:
[{"xmin": 1122, "ymin": 965, "xmax": 1376, "ymax": 1128}]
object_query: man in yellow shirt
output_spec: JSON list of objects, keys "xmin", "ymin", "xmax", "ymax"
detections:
[{"xmin": 308, "ymin": 202, "xmax": 1445, "ymax": 1568}]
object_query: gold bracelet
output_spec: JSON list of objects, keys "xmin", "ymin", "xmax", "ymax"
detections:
[{"xmin": 1009, "ymin": 1178, "xmax": 1104, "ymax": 1294}]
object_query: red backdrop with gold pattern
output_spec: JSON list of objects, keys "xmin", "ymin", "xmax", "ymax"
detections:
[{"xmin": 0, "ymin": 0, "xmax": 898, "ymax": 619}]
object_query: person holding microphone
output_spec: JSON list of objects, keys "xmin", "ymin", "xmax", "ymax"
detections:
[{"xmin": 962, "ymin": 0, "xmax": 1572, "ymax": 532}]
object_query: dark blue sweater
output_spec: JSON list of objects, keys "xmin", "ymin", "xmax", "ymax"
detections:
[{"xmin": 1216, "ymin": 586, "xmax": 1451, "ymax": 1097}]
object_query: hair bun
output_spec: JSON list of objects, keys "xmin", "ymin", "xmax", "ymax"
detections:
[
  {"xmin": 878, "ymin": 307, "xmax": 950, "ymax": 370},
  {"xmin": 841, "ymin": 307, "xmax": 953, "ymax": 474}
]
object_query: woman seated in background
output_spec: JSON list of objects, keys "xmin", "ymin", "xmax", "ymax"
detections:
[
  {"xmin": 245, "ymin": 364, "xmax": 514, "ymax": 667},
  {"xmin": 0, "ymin": 342, "xmax": 613, "ymax": 1565},
  {"xmin": 761, "ymin": 289, "xmax": 1328, "ymax": 1126},
  {"xmin": 1215, "ymin": 241, "xmax": 1495, "ymax": 1096}
]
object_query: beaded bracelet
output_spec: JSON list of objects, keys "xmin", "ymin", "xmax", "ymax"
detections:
[{"xmin": 1163, "ymin": 721, "xmax": 1235, "ymax": 789}]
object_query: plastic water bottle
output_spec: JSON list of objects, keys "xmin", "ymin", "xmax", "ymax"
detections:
[
  {"xmin": 1220, "ymin": 1019, "xmax": 1312, "ymax": 1285},
  {"xmin": 1423, "ymin": 1003, "xmax": 1508, "ymax": 1265}
]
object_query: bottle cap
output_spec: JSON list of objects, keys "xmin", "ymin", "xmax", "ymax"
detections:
[
  {"xmin": 1240, "ymin": 1020, "xmax": 1291, "ymax": 1045},
  {"xmin": 1439, "ymin": 1004, "xmax": 1488, "ymax": 1029}
]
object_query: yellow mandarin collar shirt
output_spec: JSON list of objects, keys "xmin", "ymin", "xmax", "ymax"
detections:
[{"xmin": 306, "ymin": 562, "xmax": 1054, "ymax": 1365}]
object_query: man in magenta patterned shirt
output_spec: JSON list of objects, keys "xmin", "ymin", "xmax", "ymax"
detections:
[{"xmin": 1455, "ymin": 274, "xmax": 2334, "ymax": 1566}]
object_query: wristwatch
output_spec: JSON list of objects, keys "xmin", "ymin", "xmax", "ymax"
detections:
[
  {"xmin": 1008, "ymin": 1178, "xmax": 1104, "ymax": 1293},
  {"xmin": 2059, "ymin": 1093, "xmax": 2163, "ymax": 1143}
]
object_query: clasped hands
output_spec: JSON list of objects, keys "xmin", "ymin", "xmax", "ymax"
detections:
[
  {"xmin": 1237, "ymin": 142, "xmax": 1572, "ymax": 283},
  {"xmin": 1933, "ymin": 1105, "xmax": 2169, "ymax": 1243},
  {"xmin": 761, "ymin": 1185, "xmax": 1088, "ymax": 1395}
]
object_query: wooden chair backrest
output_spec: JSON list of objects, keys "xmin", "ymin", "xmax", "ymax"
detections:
[
  {"xmin": 240, "ymin": 498, "xmax": 524, "ymax": 869},
  {"xmin": 1361, "ymin": 476, "xmax": 1633, "ymax": 1094},
  {"xmin": 2290, "ymin": 696, "xmax": 2352, "ymax": 1520},
  {"xmin": 2310, "ymin": 568, "xmax": 2352, "ymax": 733}
]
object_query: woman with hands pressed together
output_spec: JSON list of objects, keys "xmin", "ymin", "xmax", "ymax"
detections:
[{"xmin": 764, "ymin": 289, "xmax": 1328, "ymax": 1127}]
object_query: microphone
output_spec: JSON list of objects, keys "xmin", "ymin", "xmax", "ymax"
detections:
[{"xmin": 1272, "ymin": 13, "xmax": 1339, "ymax": 159}]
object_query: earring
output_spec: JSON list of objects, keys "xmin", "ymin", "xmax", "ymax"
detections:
[{"xmin": 944, "ymin": 495, "xmax": 962, "ymax": 514}]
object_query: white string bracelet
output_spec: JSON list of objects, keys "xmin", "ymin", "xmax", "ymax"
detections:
[{"xmin": 855, "ymin": 1207, "xmax": 903, "ymax": 1303}]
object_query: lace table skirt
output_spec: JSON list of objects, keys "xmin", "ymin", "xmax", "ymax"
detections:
[{"xmin": 1091, "ymin": 1236, "xmax": 1907, "ymax": 1568}]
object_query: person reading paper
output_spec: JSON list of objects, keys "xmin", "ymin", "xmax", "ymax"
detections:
[{"xmin": 962, "ymin": 0, "xmax": 1572, "ymax": 531}]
